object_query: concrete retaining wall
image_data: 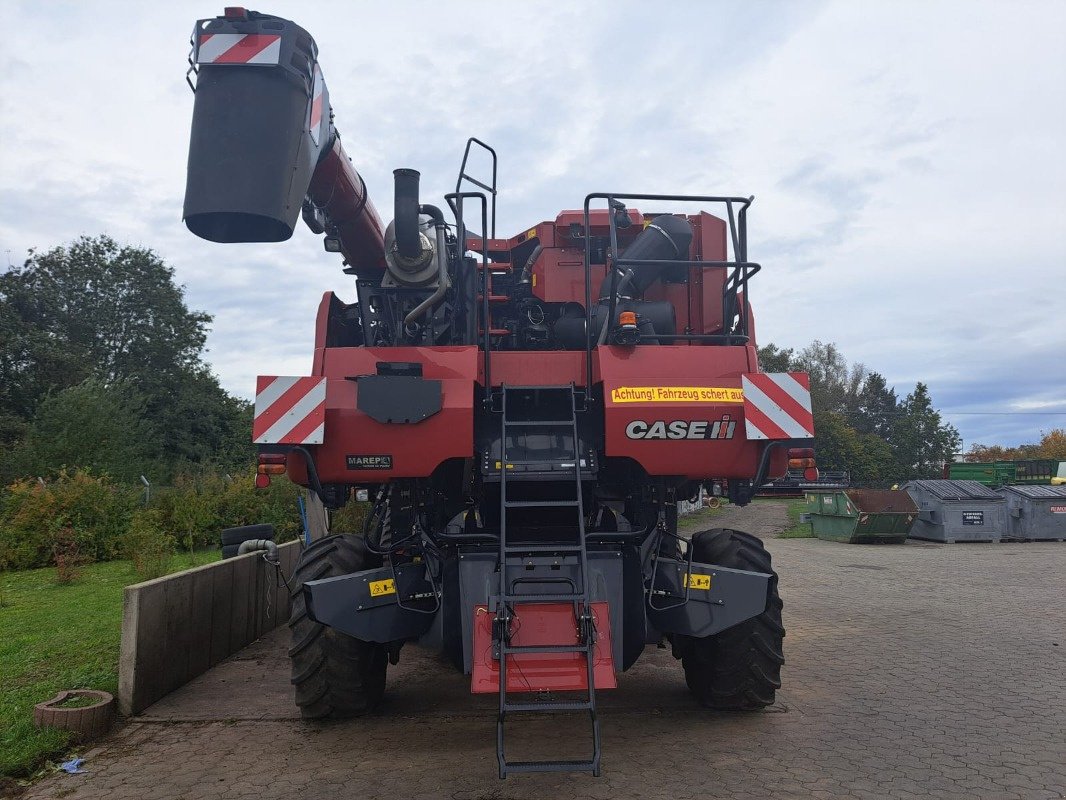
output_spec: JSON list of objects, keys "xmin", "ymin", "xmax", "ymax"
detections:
[{"xmin": 118, "ymin": 541, "xmax": 301, "ymax": 715}]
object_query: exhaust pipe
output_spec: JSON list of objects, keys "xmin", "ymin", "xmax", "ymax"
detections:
[{"xmin": 392, "ymin": 169, "xmax": 424, "ymax": 261}]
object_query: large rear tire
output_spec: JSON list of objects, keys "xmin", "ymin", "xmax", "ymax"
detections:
[
  {"xmin": 679, "ymin": 527, "xmax": 784, "ymax": 710},
  {"xmin": 288, "ymin": 534, "xmax": 387, "ymax": 719}
]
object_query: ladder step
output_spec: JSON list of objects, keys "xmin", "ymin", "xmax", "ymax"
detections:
[
  {"xmin": 503, "ymin": 643, "xmax": 590, "ymax": 654},
  {"xmin": 503, "ymin": 419, "xmax": 575, "ymax": 427},
  {"xmin": 502, "ymin": 760, "xmax": 599, "ymax": 775},
  {"xmin": 502, "ymin": 593, "xmax": 587, "ymax": 603},
  {"xmin": 504, "ymin": 500, "xmax": 581, "ymax": 508},
  {"xmin": 503, "ymin": 544, "xmax": 583, "ymax": 554},
  {"xmin": 504, "ymin": 701, "xmax": 592, "ymax": 712}
]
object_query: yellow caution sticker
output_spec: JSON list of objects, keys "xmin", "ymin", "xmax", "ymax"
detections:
[
  {"xmin": 525, "ymin": 228, "xmax": 537, "ymax": 240},
  {"xmin": 369, "ymin": 579, "xmax": 396, "ymax": 597},
  {"xmin": 610, "ymin": 386, "xmax": 744, "ymax": 404},
  {"xmin": 683, "ymin": 573, "xmax": 712, "ymax": 590}
]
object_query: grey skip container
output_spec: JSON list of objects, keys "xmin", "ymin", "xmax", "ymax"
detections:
[
  {"xmin": 997, "ymin": 485, "xmax": 1066, "ymax": 541},
  {"xmin": 902, "ymin": 480, "xmax": 1006, "ymax": 543}
]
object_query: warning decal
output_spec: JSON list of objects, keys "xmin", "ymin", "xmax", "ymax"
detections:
[
  {"xmin": 684, "ymin": 573, "xmax": 712, "ymax": 590},
  {"xmin": 369, "ymin": 579, "xmax": 396, "ymax": 597},
  {"xmin": 610, "ymin": 386, "xmax": 744, "ymax": 404}
]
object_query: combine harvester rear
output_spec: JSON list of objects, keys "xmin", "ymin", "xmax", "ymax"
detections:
[{"xmin": 183, "ymin": 7, "xmax": 817, "ymax": 777}]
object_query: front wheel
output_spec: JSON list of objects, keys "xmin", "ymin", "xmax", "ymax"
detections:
[
  {"xmin": 677, "ymin": 528, "xmax": 785, "ymax": 710},
  {"xmin": 288, "ymin": 534, "xmax": 388, "ymax": 718}
]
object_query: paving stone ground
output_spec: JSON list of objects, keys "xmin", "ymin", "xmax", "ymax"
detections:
[{"xmin": 22, "ymin": 502, "xmax": 1066, "ymax": 800}]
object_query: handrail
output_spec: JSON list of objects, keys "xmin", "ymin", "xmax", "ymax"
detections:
[{"xmin": 582, "ymin": 192, "xmax": 758, "ymax": 399}]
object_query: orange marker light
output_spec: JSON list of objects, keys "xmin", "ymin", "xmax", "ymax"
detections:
[{"xmin": 619, "ymin": 311, "xmax": 637, "ymax": 326}]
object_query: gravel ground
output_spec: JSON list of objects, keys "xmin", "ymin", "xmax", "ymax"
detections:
[{"xmin": 18, "ymin": 500, "xmax": 1066, "ymax": 800}]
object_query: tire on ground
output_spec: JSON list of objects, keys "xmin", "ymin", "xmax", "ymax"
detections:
[
  {"xmin": 288, "ymin": 534, "xmax": 387, "ymax": 718},
  {"xmin": 678, "ymin": 527, "xmax": 784, "ymax": 710},
  {"xmin": 220, "ymin": 523, "xmax": 275, "ymax": 546}
]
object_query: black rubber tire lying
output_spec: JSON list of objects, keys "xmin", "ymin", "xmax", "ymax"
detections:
[
  {"xmin": 221, "ymin": 544, "xmax": 241, "ymax": 559},
  {"xmin": 679, "ymin": 527, "xmax": 785, "ymax": 710},
  {"xmin": 220, "ymin": 523, "xmax": 275, "ymax": 546},
  {"xmin": 288, "ymin": 534, "xmax": 387, "ymax": 719}
]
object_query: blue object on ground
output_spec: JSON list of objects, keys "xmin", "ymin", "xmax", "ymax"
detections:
[{"xmin": 60, "ymin": 758, "xmax": 85, "ymax": 774}]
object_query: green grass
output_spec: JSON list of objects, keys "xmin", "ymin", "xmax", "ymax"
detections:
[
  {"xmin": 778, "ymin": 498, "xmax": 815, "ymax": 538},
  {"xmin": 0, "ymin": 549, "xmax": 220, "ymax": 778}
]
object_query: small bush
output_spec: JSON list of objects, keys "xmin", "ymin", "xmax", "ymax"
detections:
[
  {"xmin": 124, "ymin": 509, "xmax": 175, "ymax": 580},
  {"xmin": 51, "ymin": 526, "xmax": 89, "ymax": 584},
  {"xmin": 0, "ymin": 471, "xmax": 136, "ymax": 569}
]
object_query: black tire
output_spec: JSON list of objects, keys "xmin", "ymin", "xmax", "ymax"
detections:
[
  {"xmin": 220, "ymin": 523, "xmax": 275, "ymax": 546},
  {"xmin": 221, "ymin": 543, "xmax": 241, "ymax": 559},
  {"xmin": 288, "ymin": 534, "xmax": 387, "ymax": 719},
  {"xmin": 679, "ymin": 528, "xmax": 785, "ymax": 710}
]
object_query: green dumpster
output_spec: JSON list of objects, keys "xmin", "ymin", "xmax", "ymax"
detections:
[{"xmin": 805, "ymin": 489, "xmax": 918, "ymax": 544}]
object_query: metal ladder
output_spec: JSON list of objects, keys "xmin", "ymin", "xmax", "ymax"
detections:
[{"xmin": 494, "ymin": 385, "xmax": 602, "ymax": 778}]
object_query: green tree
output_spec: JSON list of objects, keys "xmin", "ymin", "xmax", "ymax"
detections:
[
  {"xmin": 757, "ymin": 343, "xmax": 795, "ymax": 373},
  {"xmin": 854, "ymin": 371, "xmax": 899, "ymax": 440},
  {"xmin": 893, "ymin": 382, "xmax": 961, "ymax": 479},
  {"xmin": 0, "ymin": 235, "xmax": 252, "ymax": 478},
  {"xmin": 3, "ymin": 380, "xmax": 159, "ymax": 484},
  {"xmin": 792, "ymin": 340, "xmax": 867, "ymax": 416}
]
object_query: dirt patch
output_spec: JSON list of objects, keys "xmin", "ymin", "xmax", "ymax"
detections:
[{"xmin": 680, "ymin": 498, "xmax": 792, "ymax": 540}]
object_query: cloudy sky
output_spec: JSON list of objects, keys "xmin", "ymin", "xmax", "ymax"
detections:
[{"xmin": 1, "ymin": 0, "xmax": 1063, "ymax": 448}]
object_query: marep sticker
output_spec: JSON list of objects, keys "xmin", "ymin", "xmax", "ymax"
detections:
[{"xmin": 347, "ymin": 455, "xmax": 393, "ymax": 470}]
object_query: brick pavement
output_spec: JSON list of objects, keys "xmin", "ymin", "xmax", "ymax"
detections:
[{"xmin": 21, "ymin": 503, "xmax": 1066, "ymax": 799}]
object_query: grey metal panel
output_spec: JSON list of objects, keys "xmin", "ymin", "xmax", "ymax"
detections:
[
  {"xmin": 304, "ymin": 562, "xmax": 436, "ymax": 642},
  {"xmin": 997, "ymin": 485, "xmax": 1066, "ymax": 540},
  {"xmin": 903, "ymin": 479, "xmax": 1001, "ymax": 501},
  {"xmin": 903, "ymin": 480, "xmax": 1006, "ymax": 542},
  {"xmin": 645, "ymin": 559, "xmax": 770, "ymax": 638},
  {"xmin": 999, "ymin": 485, "xmax": 1066, "ymax": 500}
]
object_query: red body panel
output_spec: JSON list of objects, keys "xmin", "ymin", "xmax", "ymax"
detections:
[
  {"xmin": 471, "ymin": 602, "xmax": 617, "ymax": 693},
  {"xmin": 291, "ymin": 346, "xmax": 477, "ymax": 484},
  {"xmin": 599, "ymin": 345, "xmax": 775, "ymax": 479}
]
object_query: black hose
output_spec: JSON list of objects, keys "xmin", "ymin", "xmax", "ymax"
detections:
[{"xmin": 393, "ymin": 168, "xmax": 422, "ymax": 260}]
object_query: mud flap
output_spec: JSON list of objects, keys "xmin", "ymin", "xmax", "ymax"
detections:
[
  {"xmin": 646, "ymin": 558, "xmax": 770, "ymax": 638},
  {"xmin": 304, "ymin": 562, "xmax": 436, "ymax": 642}
]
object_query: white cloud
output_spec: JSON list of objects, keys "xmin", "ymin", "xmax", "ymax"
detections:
[{"xmin": 1, "ymin": 0, "xmax": 1063, "ymax": 446}]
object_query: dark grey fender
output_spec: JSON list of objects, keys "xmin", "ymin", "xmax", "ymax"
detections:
[
  {"xmin": 646, "ymin": 558, "xmax": 771, "ymax": 638},
  {"xmin": 304, "ymin": 561, "xmax": 436, "ymax": 643}
]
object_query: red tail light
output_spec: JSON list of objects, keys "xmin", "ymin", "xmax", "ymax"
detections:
[
  {"xmin": 257, "ymin": 453, "xmax": 287, "ymax": 476},
  {"xmin": 787, "ymin": 447, "xmax": 818, "ymax": 481}
]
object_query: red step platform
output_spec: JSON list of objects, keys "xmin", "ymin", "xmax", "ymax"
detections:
[{"xmin": 471, "ymin": 602, "xmax": 617, "ymax": 693}]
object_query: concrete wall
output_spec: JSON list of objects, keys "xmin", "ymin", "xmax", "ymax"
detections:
[{"xmin": 118, "ymin": 541, "xmax": 301, "ymax": 715}]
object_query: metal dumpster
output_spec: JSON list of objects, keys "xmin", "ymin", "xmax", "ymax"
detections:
[
  {"xmin": 902, "ymin": 480, "xmax": 1006, "ymax": 542},
  {"xmin": 997, "ymin": 485, "xmax": 1066, "ymax": 541},
  {"xmin": 805, "ymin": 489, "xmax": 917, "ymax": 544}
]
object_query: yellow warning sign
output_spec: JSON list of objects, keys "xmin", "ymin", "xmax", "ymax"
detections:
[
  {"xmin": 369, "ymin": 579, "xmax": 396, "ymax": 597},
  {"xmin": 609, "ymin": 386, "xmax": 744, "ymax": 404},
  {"xmin": 683, "ymin": 573, "xmax": 712, "ymax": 590}
]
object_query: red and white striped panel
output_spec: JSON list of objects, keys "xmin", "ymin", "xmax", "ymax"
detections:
[
  {"xmin": 253, "ymin": 376, "xmax": 326, "ymax": 445},
  {"xmin": 309, "ymin": 64, "xmax": 325, "ymax": 145},
  {"xmin": 741, "ymin": 372, "xmax": 815, "ymax": 440},
  {"xmin": 196, "ymin": 33, "xmax": 281, "ymax": 65}
]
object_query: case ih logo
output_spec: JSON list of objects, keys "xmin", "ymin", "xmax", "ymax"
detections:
[{"xmin": 626, "ymin": 417, "xmax": 736, "ymax": 440}]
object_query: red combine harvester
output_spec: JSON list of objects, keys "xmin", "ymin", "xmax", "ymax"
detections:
[{"xmin": 184, "ymin": 8, "xmax": 817, "ymax": 777}]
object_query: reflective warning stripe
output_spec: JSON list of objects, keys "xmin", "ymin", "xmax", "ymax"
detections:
[
  {"xmin": 253, "ymin": 376, "xmax": 326, "ymax": 444},
  {"xmin": 741, "ymin": 373, "xmax": 815, "ymax": 440},
  {"xmin": 309, "ymin": 64, "xmax": 325, "ymax": 145},
  {"xmin": 197, "ymin": 33, "xmax": 281, "ymax": 65}
]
